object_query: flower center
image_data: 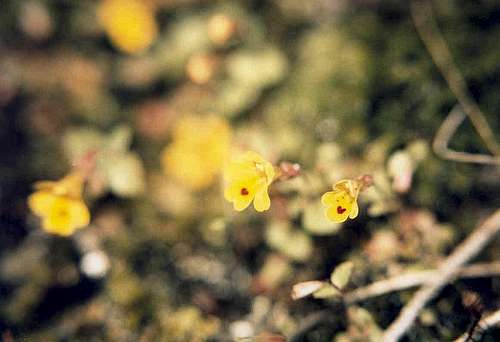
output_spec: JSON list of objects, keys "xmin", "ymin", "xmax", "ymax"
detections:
[
  {"xmin": 240, "ymin": 188, "xmax": 249, "ymax": 196},
  {"xmin": 56, "ymin": 207, "xmax": 70, "ymax": 220},
  {"xmin": 337, "ymin": 206, "xmax": 346, "ymax": 214}
]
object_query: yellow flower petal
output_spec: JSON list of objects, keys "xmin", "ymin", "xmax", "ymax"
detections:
[
  {"xmin": 44, "ymin": 197, "xmax": 75, "ymax": 235},
  {"xmin": 326, "ymin": 203, "xmax": 351, "ymax": 223},
  {"xmin": 69, "ymin": 199, "xmax": 91, "ymax": 229},
  {"xmin": 349, "ymin": 202, "xmax": 359, "ymax": 219},
  {"xmin": 98, "ymin": 0, "xmax": 158, "ymax": 55},
  {"xmin": 224, "ymin": 159, "xmax": 259, "ymax": 181},
  {"xmin": 56, "ymin": 172, "xmax": 85, "ymax": 198},
  {"xmin": 263, "ymin": 162, "xmax": 276, "ymax": 185},
  {"xmin": 43, "ymin": 197, "xmax": 90, "ymax": 236},
  {"xmin": 223, "ymin": 181, "xmax": 237, "ymax": 201},
  {"xmin": 233, "ymin": 196, "xmax": 254, "ymax": 211},
  {"xmin": 224, "ymin": 181, "xmax": 256, "ymax": 211},
  {"xmin": 28, "ymin": 191, "xmax": 56, "ymax": 216},
  {"xmin": 321, "ymin": 190, "xmax": 340, "ymax": 206},
  {"xmin": 223, "ymin": 151, "xmax": 275, "ymax": 212},
  {"xmin": 33, "ymin": 180, "xmax": 58, "ymax": 191},
  {"xmin": 34, "ymin": 172, "xmax": 85, "ymax": 198},
  {"xmin": 322, "ymin": 188, "xmax": 357, "ymax": 223},
  {"xmin": 29, "ymin": 172, "xmax": 90, "ymax": 236},
  {"xmin": 334, "ymin": 179, "xmax": 361, "ymax": 199},
  {"xmin": 43, "ymin": 218, "xmax": 74, "ymax": 236},
  {"xmin": 333, "ymin": 179, "xmax": 350, "ymax": 192},
  {"xmin": 253, "ymin": 185, "xmax": 271, "ymax": 212},
  {"xmin": 249, "ymin": 152, "xmax": 274, "ymax": 183},
  {"xmin": 224, "ymin": 151, "xmax": 274, "ymax": 181}
]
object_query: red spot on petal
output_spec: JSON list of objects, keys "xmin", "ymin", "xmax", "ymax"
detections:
[
  {"xmin": 241, "ymin": 188, "xmax": 249, "ymax": 195},
  {"xmin": 337, "ymin": 206, "xmax": 346, "ymax": 214}
]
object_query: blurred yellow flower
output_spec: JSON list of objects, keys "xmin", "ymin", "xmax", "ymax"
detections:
[
  {"xmin": 321, "ymin": 179, "xmax": 361, "ymax": 223},
  {"xmin": 224, "ymin": 151, "xmax": 275, "ymax": 212},
  {"xmin": 98, "ymin": 0, "xmax": 158, "ymax": 54},
  {"xmin": 161, "ymin": 115, "xmax": 231, "ymax": 190},
  {"xmin": 28, "ymin": 172, "xmax": 90, "ymax": 236}
]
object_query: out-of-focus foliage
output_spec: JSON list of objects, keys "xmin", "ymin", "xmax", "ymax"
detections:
[
  {"xmin": 334, "ymin": 306, "xmax": 383, "ymax": 342},
  {"xmin": 0, "ymin": 0, "xmax": 499, "ymax": 341}
]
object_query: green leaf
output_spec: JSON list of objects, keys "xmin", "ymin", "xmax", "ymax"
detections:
[
  {"xmin": 226, "ymin": 46, "xmax": 288, "ymax": 88},
  {"xmin": 330, "ymin": 261, "xmax": 354, "ymax": 290},
  {"xmin": 63, "ymin": 128, "xmax": 105, "ymax": 162},
  {"xmin": 106, "ymin": 152, "xmax": 145, "ymax": 197},
  {"xmin": 265, "ymin": 222, "xmax": 312, "ymax": 262},
  {"xmin": 346, "ymin": 306, "xmax": 383, "ymax": 340},
  {"xmin": 312, "ymin": 283, "xmax": 342, "ymax": 299},
  {"xmin": 215, "ymin": 81, "xmax": 260, "ymax": 117}
]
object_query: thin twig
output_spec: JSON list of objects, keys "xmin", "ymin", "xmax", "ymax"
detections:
[
  {"xmin": 411, "ymin": 0, "xmax": 500, "ymax": 155},
  {"xmin": 382, "ymin": 209, "xmax": 500, "ymax": 342},
  {"xmin": 454, "ymin": 309, "xmax": 500, "ymax": 342},
  {"xmin": 343, "ymin": 261, "xmax": 500, "ymax": 304},
  {"xmin": 433, "ymin": 105, "xmax": 500, "ymax": 165}
]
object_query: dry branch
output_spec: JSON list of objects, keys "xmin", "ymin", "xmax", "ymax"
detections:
[
  {"xmin": 411, "ymin": 0, "xmax": 500, "ymax": 156},
  {"xmin": 382, "ymin": 209, "xmax": 500, "ymax": 342},
  {"xmin": 433, "ymin": 106, "xmax": 500, "ymax": 165},
  {"xmin": 453, "ymin": 309, "xmax": 500, "ymax": 342},
  {"xmin": 343, "ymin": 261, "xmax": 500, "ymax": 304}
]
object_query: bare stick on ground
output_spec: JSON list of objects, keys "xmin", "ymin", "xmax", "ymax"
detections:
[
  {"xmin": 382, "ymin": 209, "xmax": 500, "ymax": 342},
  {"xmin": 433, "ymin": 105, "xmax": 500, "ymax": 165},
  {"xmin": 343, "ymin": 261, "xmax": 500, "ymax": 304}
]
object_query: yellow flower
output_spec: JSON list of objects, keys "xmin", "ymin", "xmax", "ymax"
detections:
[
  {"xmin": 224, "ymin": 151, "xmax": 275, "ymax": 212},
  {"xmin": 161, "ymin": 115, "xmax": 231, "ymax": 190},
  {"xmin": 321, "ymin": 179, "xmax": 361, "ymax": 223},
  {"xmin": 98, "ymin": 0, "xmax": 158, "ymax": 54},
  {"xmin": 27, "ymin": 172, "xmax": 90, "ymax": 236}
]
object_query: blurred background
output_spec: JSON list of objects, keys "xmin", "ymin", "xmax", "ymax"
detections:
[{"xmin": 0, "ymin": 0, "xmax": 499, "ymax": 341}]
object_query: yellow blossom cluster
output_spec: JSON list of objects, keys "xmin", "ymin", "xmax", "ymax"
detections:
[
  {"xmin": 28, "ymin": 172, "xmax": 90, "ymax": 236},
  {"xmin": 98, "ymin": 0, "xmax": 158, "ymax": 54},
  {"xmin": 321, "ymin": 179, "xmax": 361, "ymax": 223},
  {"xmin": 224, "ymin": 151, "xmax": 275, "ymax": 212},
  {"xmin": 161, "ymin": 115, "xmax": 231, "ymax": 190},
  {"xmin": 224, "ymin": 151, "xmax": 365, "ymax": 223}
]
